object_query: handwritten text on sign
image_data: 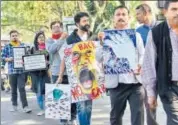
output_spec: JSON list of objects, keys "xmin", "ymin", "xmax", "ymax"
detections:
[
  {"xmin": 23, "ymin": 54, "xmax": 46, "ymax": 71},
  {"xmin": 13, "ymin": 47, "xmax": 25, "ymax": 68}
]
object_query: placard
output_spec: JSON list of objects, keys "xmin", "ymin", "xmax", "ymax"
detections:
[
  {"xmin": 64, "ymin": 41, "xmax": 106, "ymax": 103},
  {"xmin": 23, "ymin": 54, "xmax": 46, "ymax": 71},
  {"xmin": 103, "ymin": 29, "xmax": 137, "ymax": 75},
  {"xmin": 45, "ymin": 84, "xmax": 71, "ymax": 120},
  {"xmin": 13, "ymin": 47, "xmax": 26, "ymax": 68}
]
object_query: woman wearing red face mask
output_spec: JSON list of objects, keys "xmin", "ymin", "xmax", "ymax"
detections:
[{"xmin": 30, "ymin": 31, "xmax": 50, "ymax": 116}]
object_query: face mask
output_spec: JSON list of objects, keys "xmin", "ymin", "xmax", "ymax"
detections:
[{"xmin": 79, "ymin": 24, "xmax": 90, "ymax": 32}]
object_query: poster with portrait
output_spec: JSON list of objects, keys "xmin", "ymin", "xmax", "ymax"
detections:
[
  {"xmin": 45, "ymin": 84, "xmax": 71, "ymax": 120},
  {"xmin": 64, "ymin": 41, "xmax": 106, "ymax": 103},
  {"xmin": 103, "ymin": 29, "xmax": 137, "ymax": 75},
  {"xmin": 13, "ymin": 47, "xmax": 26, "ymax": 68}
]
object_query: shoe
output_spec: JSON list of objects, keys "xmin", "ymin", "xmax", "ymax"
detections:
[
  {"xmin": 37, "ymin": 110, "xmax": 45, "ymax": 116},
  {"xmin": 23, "ymin": 106, "xmax": 32, "ymax": 113},
  {"xmin": 9, "ymin": 106, "xmax": 18, "ymax": 112},
  {"xmin": 72, "ymin": 120, "xmax": 78, "ymax": 125}
]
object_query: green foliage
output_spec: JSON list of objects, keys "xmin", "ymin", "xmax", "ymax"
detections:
[{"xmin": 1, "ymin": 1, "xmax": 143, "ymax": 42}]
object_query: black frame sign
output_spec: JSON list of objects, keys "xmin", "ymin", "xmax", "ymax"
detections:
[
  {"xmin": 66, "ymin": 24, "xmax": 77, "ymax": 35},
  {"xmin": 13, "ymin": 47, "xmax": 26, "ymax": 69},
  {"xmin": 22, "ymin": 54, "xmax": 47, "ymax": 72}
]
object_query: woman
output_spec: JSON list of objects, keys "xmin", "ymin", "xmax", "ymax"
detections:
[{"xmin": 30, "ymin": 31, "xmax": 50, "ymax": 116}]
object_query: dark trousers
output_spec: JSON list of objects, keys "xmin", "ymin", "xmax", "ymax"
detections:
[
  {"xmin": 144, "ymin": 89, "xmax": 158, "ymax": 125},
  {"xmin": 160, "ymin": 82, "xmax": 178, "ymax": 125},
  {"xmin": 109, "ymin": 83, "xmax": 144, "ymax": 125},
  {"xmin": 9, "ymin": 73, "xmax": 28, "ymax": 108}
]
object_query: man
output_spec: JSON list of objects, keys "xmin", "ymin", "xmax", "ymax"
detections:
[
  {"xmin": 1, "ymin": 30, "xmax": 32, "ymax": 113},
  {"xmin": 46, "ymin": 21, "xmax": 68, "ymax": 83},
  {"xmin": 46, "ymin": 21, "xmax": 76, "ymax": 125},
  {"xmin": 136, "ymin": 4, "xmax": 159, "ymax": 47},
  {"xmin": 142, "ymin": 1, "xmax": 178, "ymax": 125},
  {"xmin": 98, "ymin": 6, "xmax": 145, "ymax": 125},
  {"xmin": 67, "ymin": 12, "xmax": 94, "ymax": 125},
  {"xmin": 135, "ymin": 4, "xmax": 159, "ymax": 125}
]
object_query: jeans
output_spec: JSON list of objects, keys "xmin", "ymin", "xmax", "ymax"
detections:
[
  {"xmin": 36, "ymin": 77, "xmax": 44, "ymax": 110},
  {"xmin": 77, "ymin": 100, "xmax": 92, "ymax": 125}
]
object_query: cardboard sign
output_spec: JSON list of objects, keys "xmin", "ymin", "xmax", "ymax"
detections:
[
  {"xmin": 64, "ymin": 41, "xmax": 106, "ymax": 103},
  {"xmin": 13, "ymin": 47, "xmax": 26, "ymax": 68},
  {"xmin": 23, "ymin": 54, "xmax": 46, "ymax": 71},
  {"xmin": 103, "ymin": 29, "xmax": 137, "ymax": 74},
  {"xmin": 45, "ymin": 84, "xmax": 71, "ymax": 120}
]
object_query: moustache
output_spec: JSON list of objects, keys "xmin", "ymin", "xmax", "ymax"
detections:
[
  {"xmin": 174, "ymin": 15, "xmax": 178, "ymax": 19},
  {"xmin": 118, "ymin": 19, "xmax": 125, "ymax": 22}
]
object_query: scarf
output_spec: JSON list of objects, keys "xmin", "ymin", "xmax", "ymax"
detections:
[
  {"xmin": 52, "ymin": 33, "xmax": 62, "ymax": 40},
  {"xmin": 10, "ymin": 41, "xmax": 20, "ymax": 47},
  {"xmin": 38, "ymin": 43, "xmax": 46, "ymax": 50}
]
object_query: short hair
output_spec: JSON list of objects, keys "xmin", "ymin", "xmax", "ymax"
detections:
[
  {"xmin": 113, "ymin": 5, "xmax": 130, "ymax": 15},
  {"xmin": 164, "ymin": 0, "xmax": 178, "ymax": 9},
  {"xmin": 50, "ymin": 21, "xmax": 63, "ymax": 29},
  {"xmin": 136, "ymin": 4, "xmax": 152, "ymax": 13},
  {"xmin": 74, "ymin": 12, "xmax": 89, "ymax": 24},
  {"xmin": 9, "ymin": 30, "xmax": 19, "ymax": 36}
]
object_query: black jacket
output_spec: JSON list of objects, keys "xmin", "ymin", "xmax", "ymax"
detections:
[
  {"xmin": 152, "ymin": 21, "xmax": 172, "ymax": 98},
  {"xmin": 67, "ymin": 29, "xmax": 95, "ymax": 45}
]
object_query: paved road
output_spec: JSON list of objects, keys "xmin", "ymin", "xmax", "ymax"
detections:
[{"xmin": 1, "ymin": 89, "xmax": 167, "ymax": 125}]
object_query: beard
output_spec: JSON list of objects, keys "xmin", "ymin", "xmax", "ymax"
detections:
[{"xmin": 79, "ymin": 24, "xmax": 90, "ymax": 32}]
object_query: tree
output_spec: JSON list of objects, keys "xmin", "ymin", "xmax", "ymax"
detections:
[{"xmin": 1, "ymin": 1, "xmax": 145, "ymax": 42}]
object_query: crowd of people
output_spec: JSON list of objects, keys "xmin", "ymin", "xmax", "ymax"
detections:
[{"xmin": 1, "ymin": 1, "xmax": 178, "ymax": 125}]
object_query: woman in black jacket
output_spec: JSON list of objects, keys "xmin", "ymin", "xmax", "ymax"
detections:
[{"xmin": 30, "ymin": 31, "xmax": 50, "ymax": 116}]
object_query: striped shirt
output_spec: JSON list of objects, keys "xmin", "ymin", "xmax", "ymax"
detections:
[
  {"xmin": 1, "ymin": 42, "xmax": 25, "ymax": 74},
  {"xmin": 141, "ymin": 22, "xmax": 178, "ymax": 97}
]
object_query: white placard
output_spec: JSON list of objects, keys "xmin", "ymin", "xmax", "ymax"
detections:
[
  {"xmin": 13, "ymin": 47, "xmax": 25, "ymax": 68},
  {"xmin": 23, "ymin": 54, "xmax": 46, "ymax": 71},
  {"xmin": 45, "ymin": 84, "xmax": 71, "ymax": 120}
]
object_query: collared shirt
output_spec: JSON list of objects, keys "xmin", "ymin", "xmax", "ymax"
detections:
[
  {"xmin": 141, "ymin": 21, "xmax": 178, "ymax": 97},
  {"xmin": 1, "ymin": 42, "xmax": 25, "ymax": 74}
]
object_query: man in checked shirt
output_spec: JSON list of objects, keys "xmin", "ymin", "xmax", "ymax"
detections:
[
  {"xmin": 142, "ymin": 1, "xmax": 178, "ymax": 125},
  {"xmin": 1, "ymin": 30, "xmax": 32, "ymax": 113}
]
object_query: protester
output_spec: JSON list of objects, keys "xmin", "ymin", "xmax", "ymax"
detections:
[
  {"xmin": 136, "ymin": 4, "xmax": 160, "ymax": 47},
  {"xmin": 46, "ymin": 21, "xmax": 77, "ymax": 124},
  {"xmin": 97, "ymin": 5, "xmax": 145, "ymax": 125},
  {"xmin": 1, "ymin": 30, "xmax": 32, "ymax": 113},
  {"xmin": 66, "ymin": 12, "xmax": 95, "ymax": 125},
  {"xmin": 46, "ymin": 21, "xmax": 68, "ymax": 83},
  {"xmin": 30, "ymin": 31, "xmax": 50, "ymax": 116},
  {"xmin": 135, "ymin": 4, "xmax": 159, "ymax": 125},
  {"xmin": 142, "ymin": 1, "xmax": 178, "ymax": 125}
]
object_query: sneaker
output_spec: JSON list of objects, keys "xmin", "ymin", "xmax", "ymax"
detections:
[
  {"xmin": 23, "ymin": 106, "xmax": 32, "ymax": 113},
  {"xmin": 72, "ymin": 120, "xmax": 78, "ymax": 125},
  {"xmin": 37, "ymin": 110, "xmax": 45, "ymax": 116},
  {"xmin": 9, "ymin": 106, "xmax": 18, "ymax": 112}
]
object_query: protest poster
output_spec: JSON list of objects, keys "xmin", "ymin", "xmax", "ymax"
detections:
[
  {"xmin": 103, "ymin": 29, "xmax": 137, "ymax": 75},
  {"xmin": 63, "ymin": 17, "xmax": 76, "ymax": 35},
  {"xmin": 13, "ymin": 47, "xmax": 26, "ymax": 68},
  {"xmin": 45, "ymin": 84, "xmax": 71, "ymax": 120},
  {"xmin": 23, "ymin": 54, "xmax": 46, "ymax": 72},
  {"xmin": 64, "ymin": 41, "xmax": 106, "ymax": 103}
]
